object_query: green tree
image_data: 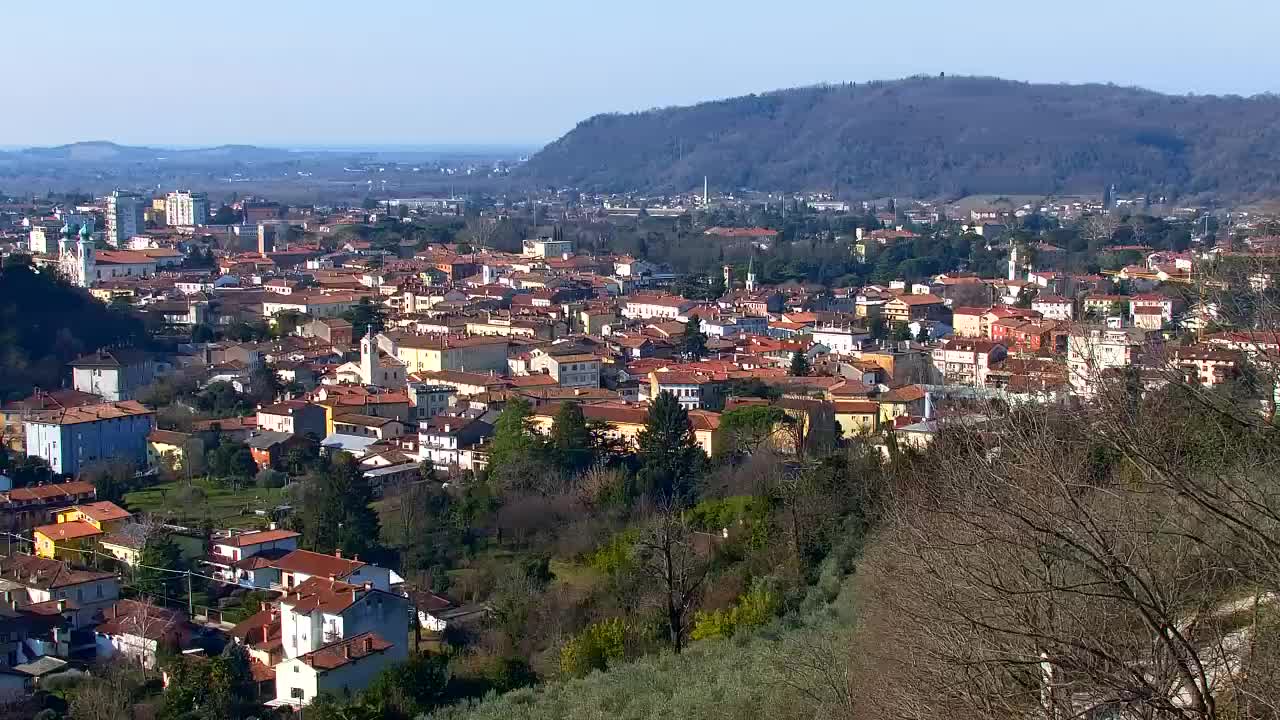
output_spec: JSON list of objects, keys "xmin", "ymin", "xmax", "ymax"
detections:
[
  {"xmin": 299, "ymin": 453, "xmax": 382, "ymax": 560},
  {"xmin": 550, "ymin": 402, "xmax": 593, "ymax": 473},
  {"xmin": 891, "ymin": 322, "xmax": 912, "ymax": 342},
  {"xmin": 789, "ymin": 350, "xmax": 811, "ymax": 377},
  {"xmin": 680, "ymin": 319, "xmax": 707, "ymax": 360},
  {"xmin": 342, "ymin": 297, "xmax": 386, "ymax": 338},
  {"xmin": 136, "ymin": 533, "xmax": 185, "ymax": 599},
  {"xmin": 486, "ymin": 398, "xmax": 543, "ymax": 482},
  {"xmin": 869, "ymin": 315, "xmax": 888, "ymax": 341},
  {"xmin": 636, "ymin": 391, "xmax": 705, "ymax": 503},
  {"xmin": 713, "ymin": 405, "xmax": 787, "ymax": 459},
  {"xmin": 363, "ymin": 653, "xmax": 450, "ymax": 720}
]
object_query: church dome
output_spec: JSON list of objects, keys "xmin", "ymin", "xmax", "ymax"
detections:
[
  {"xmin": 79, "ymin": 224, "xmax": 92, "ymax": 239},
  {"xmin": 61, "ymin": 222, "xmax": 74, "ymax": 238}
]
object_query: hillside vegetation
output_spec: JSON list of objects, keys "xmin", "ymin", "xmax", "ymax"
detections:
[{"xmin": 522, "ymin": 76, "xmax": 1280, "ymax": 198}]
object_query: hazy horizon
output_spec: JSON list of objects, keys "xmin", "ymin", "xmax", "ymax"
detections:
[{"xmin": 5, "ymin": 0, "xmax": 1279, "ymax": 147}]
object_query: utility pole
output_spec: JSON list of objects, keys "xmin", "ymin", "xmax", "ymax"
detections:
[{"xmin": 187, "ymin": 571, "xmax": 194, "ymax": 618}]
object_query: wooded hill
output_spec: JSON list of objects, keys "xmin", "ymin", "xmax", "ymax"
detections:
[{"xmin": 522, "ymin": 76, "xmax": 1280, "ymax": 199}]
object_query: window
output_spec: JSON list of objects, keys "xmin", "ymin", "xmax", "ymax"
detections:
[{"xmin": 291, "ymin": 687, "xmax": 305, "ymax": 700}]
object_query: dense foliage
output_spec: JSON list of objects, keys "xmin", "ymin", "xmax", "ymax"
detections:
[
  {"xmin": 0, "ymin": 262, "xmax": 145, "ymax": 401},
  {"xmin": 523, "ymin": 75, "xmax": 1280, "ymax": 198}
]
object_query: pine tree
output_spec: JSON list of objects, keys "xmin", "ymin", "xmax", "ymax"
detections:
[
  {"xmin": 636, "ymin": 391, "xmax": 705, "ymax": 504},
  {"xmin": 136, "ymin": 533, "xmax": 185, "ymax": 600},
  {"xmin": 300, "ymin": 453, "xmax": 382, "ymax": 560},
  {"xmin": 550, "ymin": 401, "xmax": 593, "ymax": 473},
  {"xmin": 681, "ymin": 319, "xmax": 707, "ymax": 360},
  {"xmin": 789, "ymin": 350, "xmax": 811, "ymax": 377},
  {"xmin": 487, "ymin": 398, "xmax": 540, "ymax": 470}
]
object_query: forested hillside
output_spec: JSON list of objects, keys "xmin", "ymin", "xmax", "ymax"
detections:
[{"xmin": 522, "ymin": 76, "xmax": 1280, "ymax": 198}]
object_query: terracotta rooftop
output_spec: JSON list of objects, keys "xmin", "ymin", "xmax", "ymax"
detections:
[
  {"xmin": 27, "ymin": 400, "xmax": 153, "ymax": 426},
  {"xmin": 296, "ymin": 632, "xmax": 393, "ymax": 672},
  {"xmin": 34, "ymin": 520, "xmax": 103, "ymax": 542},
  {"xmin": 72, "ymin": 501, "xmax": 131, "ymax": 523},
  {"xmin": 271, "ymin": 549, "xmax": 365, "ymax": 579},
  {"xmin": 219, "ymin": 528, "xmax": 300, "ymax": 548}
]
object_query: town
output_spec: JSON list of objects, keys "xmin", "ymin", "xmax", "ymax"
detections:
[{"xmin": 0, "ymin": 178, "xmax": 1275, "ymax": 719}]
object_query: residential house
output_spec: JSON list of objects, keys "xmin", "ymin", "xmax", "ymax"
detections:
[
  {"xmin": 95, "ymin": 599, "xmax": 194, "ymax": 669},
  {"xmin": 648, "ymin": 370, "xmax": 724, "ymax": 411},
  {"xmin": 931, "ymin": 339, "xmax": 1008, "ymax": 387},
  {"xmin": 529, "ymin": 353, "xmax": 601, "ymax": 389},
  {"xmin": 621, "ymin": 294, "xmax": 696, "ymax": 321},
  {"xmin": 950, "ymin": 307, "xmax": 988, "ymax": 338},
  {"xmin": 70, "ymin": 349, "xmax": 156, "ymax": 402},
  {"xmin": 1170, "ymin": 346, "xmax": 1242, "ymax": 387},
  {"xmin": 876, "ymin": 385, "xmax": 929, "ymax": 424},
  {"xmin": 1031, "ymin": 295, "xmax": 1074, "ymax": 321},
  {"xmin": 33, "ymin": 501, "xmax": 132, "ymax": 561},
  {"xmin": 0, "ymin": 554, "xmax": 119, "ymax": 630},
  {"xmin": 146, "ymin": 429, "xmax": 202, "ymax": 472},
  {"xmin": 1067, "ymin": 326, "xmax": 1162, "ymax": 396},
  {"xmin": 882, "ymin": 295, "xmax": 947, "ymax": 325},
  {"xmin": 1, "ymin": 390, "xmax": 102, "ymax": 453},
  {"xmin": 0, "ymin": 482, "xmax": 97, "ymax": 536},
  {"xmin": 418, "ymin": 416, "xmax": 494, "ymax": 473},
  {"xmin": 24, "ymin": 400, "xmax": 155, "ymax": 475},
  {"xmin": 833, "ymin": 401, "xmax": 880, "ymax": 438},
  {"xmin": 810, "ymin": 325, "xmax": 870, "ymax": 356},
  {"xmin": 257, "ymin": 401, "xmax": 327, "ymax": 439},
  {"xmin": 204, "ymin": 528, "xmax": 301, "ymax": 586}
]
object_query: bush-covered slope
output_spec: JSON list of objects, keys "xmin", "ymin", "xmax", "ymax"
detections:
[{"xmin": 522, "ymin": 75, "xmax": 1280, "ymax": 198}]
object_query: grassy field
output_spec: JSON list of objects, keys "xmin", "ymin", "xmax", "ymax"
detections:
[{"xmin": 124, "ymin": 478, "xmax": 287, "ymax": 530}]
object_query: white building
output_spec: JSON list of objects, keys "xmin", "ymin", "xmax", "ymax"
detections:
[
  {"xmin": 931, "ymin": 339, "xmax": 1008, "ymax": 387},
  {"xmin": 107, "ymin": 191, "xmax": 144, "ymax": 247},
  {"xmin": 522, "ymin": 236, "xmax": 573, "ymax": 258},
  {"xmin": 272, "ymin": 632, "xmax": 398, "ymax": 709},
  {"xmin": 529, "ymin": 352, "xmax": 601, "ymax": 388},
  {"xmin": 811, "ymin": 325, "xmax": 871, "ymax": 356},
  {"xmin": 71, "ymin": 348, "xmax": 155, "ymax": 402},
  {"xmin": 164, "ymin": 190, "xmax": 209, "ymax": 227},
  {"xmin": 1031, "ymin": 295, "xmax": 1074, "ymax": 321},
  {"xmin": 621, "ymin": 295, "xmax": 696, "ymax": 321},
  {"xmin": 1067, "ymin": 326, "xmax": 1160, "ymax": 396}
]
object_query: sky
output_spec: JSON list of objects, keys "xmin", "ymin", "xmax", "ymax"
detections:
[{"xmin": 6, "ymin": 0, "xmax": 1280, "ymax": 149}]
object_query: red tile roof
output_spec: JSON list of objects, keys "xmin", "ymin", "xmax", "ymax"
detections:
[{"xmin": 297, "ymin": 632, "xmax": 393, "ymax": 672}]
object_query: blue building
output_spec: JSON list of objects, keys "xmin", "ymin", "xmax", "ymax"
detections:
[{"xmin": 24, "ymin": 401, "xmax": 155, "ymax": 476}]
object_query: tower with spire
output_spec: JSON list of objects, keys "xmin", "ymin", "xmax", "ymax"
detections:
[
  {"xmin": 745, "ymin": 256, "xmax": 757, "ymax": 293},
  {"xmin": 77, "ymin": 223, "xmax": 95, "ymax": 288}
]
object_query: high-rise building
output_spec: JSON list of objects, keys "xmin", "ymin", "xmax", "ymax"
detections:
[
  {"xmin": 164, "ymin": 190, "xmax": 209, "ymax": 227},
  {"xmin": 107, "ymin": 191, "xmax": 144, "ymax": 246}
]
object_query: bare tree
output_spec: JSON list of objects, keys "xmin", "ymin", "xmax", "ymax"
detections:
[
  {"xmin": 68, "ymin": 660, "xmax": 147, "ymax": 720},
  {"xmin": 632, "ymin": 508, "xmax": 710, "ymax": 654}
]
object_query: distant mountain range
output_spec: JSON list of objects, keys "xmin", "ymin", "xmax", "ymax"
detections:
[
  {"xmin": 520, "ymin": 76, "xmax": 1280, "ymax": 199},
  {"xmin": 0, "ymin": 141, "xmax": 530, "ymax": 166},
  {"xmin": 0, "ymin": 141, "xmax": 300, "ymax": 165}
]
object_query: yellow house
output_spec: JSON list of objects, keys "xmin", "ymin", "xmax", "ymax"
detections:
[
  {"xmin": 877, "ymin": 385, "xmax": 928, "ymax": 424},
  {"xmin": 34, "ymin": 501, "xmax": 133, "ymax": 561},
  {"xmin": 147, "ymin": 429, "xmax": 201, "ymax": 471},
  {"xmin": 833, "ymin": 401, "xmax": 880, "ymax": 438},
  {"xmin": 529, "ymin": 402, "xmax": 720, "ymax": 457}
]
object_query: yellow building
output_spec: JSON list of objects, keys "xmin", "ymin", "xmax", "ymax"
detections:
[
  {"xmin": 393, "ymin": 335, "xmax": 509, "ymax": 374},
  {"xmin": 876, "ymin": 385, "xmax": 928, "ymax": 424},
  {"xmin": 529, "ymin": 402, "xmax": 720, "ymax": 456},
  {"xmin": 34, "ymin": 501, "xmax": 132, "ymax": 561},
  {"xmin": 833, "ymin": 401, "xmax": 880, "ymax": 438},
  {"xmin": 147, "ymin": 429, "xmax": 201, "ymax": 471}
]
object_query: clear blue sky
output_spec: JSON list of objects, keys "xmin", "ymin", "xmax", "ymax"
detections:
[{"xmin": 7, "ymin": 0, "xmax": 1279, "ymax": 148}]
